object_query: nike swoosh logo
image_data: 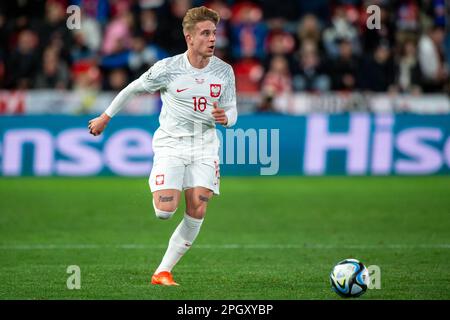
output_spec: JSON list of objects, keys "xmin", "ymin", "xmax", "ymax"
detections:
[{"xmin": 176, "ymin": 88, "xmax": 189, "ymax": 92}]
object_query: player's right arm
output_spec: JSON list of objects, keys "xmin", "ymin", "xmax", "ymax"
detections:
[
  {"xmin": 88, "ymin": 80, "xmax": 146, "ymax": 136},
  {"xmin": 88, "ymin": 59, "xmax": 168, "ymax": 136}
]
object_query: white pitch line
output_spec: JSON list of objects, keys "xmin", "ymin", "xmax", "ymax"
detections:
[{"xmin": 0, "ymin": 244, "xmax": 449, "ymax": 250}]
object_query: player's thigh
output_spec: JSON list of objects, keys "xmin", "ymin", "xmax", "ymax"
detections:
[
  {"xmin": 185, "ymin": 187, "xmax": 213, "ymax": 219},
  {"xmin": 152, "ymin": 189, "xmax": 181, "ymax": 212}
]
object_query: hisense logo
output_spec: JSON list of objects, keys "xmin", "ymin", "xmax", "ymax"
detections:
[{"xmin": 304, "ymin": 114, "xmax": 450, "ymax": 175}]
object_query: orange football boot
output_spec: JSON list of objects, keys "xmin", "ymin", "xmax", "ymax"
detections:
[{"xmin": 151, "ymin": 271, "xmax": 179, "ymax": 286}]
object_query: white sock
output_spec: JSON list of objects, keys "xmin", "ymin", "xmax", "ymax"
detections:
[{"xmin": 155, "ymin": 213, "xmax": 204, "ymax": 274}]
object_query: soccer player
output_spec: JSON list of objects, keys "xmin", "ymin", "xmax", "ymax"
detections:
[{"xmin": 88, "ymin": 6, "xmax": 237, "ymax": 286}]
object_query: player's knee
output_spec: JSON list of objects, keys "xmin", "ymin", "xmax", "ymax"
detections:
[
  {"xmin": 187, "ymin": 205, "xmax": 207, "ymax": 219},
  {"xmin": 153, "ymin": 199, "xmax": 177, "ymax": 219},
  {"xmin": 154, "ymin": 208, "xmax": 176, "ymax": 220},
  {"xmin": 185, "ymin": 191, "xmax": 211, "ymax": 219}
]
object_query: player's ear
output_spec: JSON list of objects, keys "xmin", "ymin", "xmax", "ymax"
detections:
[{"xmin": 185, "ymin": 32, "xmax": 193, "ymax": 45}]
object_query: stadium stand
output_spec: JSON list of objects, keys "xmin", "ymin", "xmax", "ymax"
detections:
[{"xmin": 0, "ymin": 0, "xmax": 448, "ymax": 114}]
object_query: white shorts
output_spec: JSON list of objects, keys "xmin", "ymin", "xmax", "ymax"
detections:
[{"xmin": 149, "ymin": 156, "xmax": 220, "ymax": 195}]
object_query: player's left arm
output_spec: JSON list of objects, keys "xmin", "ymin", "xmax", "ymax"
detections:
[{"xmin": 212, "ymin": 66, "xmax": 238, "ymax": 127}]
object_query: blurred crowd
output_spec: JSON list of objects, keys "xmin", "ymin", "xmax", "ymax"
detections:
[{"xmin": 0, "ymin": 0, "xmax": 448, "ymax": 100}]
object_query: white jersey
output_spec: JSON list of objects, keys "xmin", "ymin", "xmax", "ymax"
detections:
[
  {"xmin": 104, "ymin": 51, "xmax": 237, "ymax": 161},
  {"xmin": 138, "ymin": 52, "xmax": 237, "ymax": 158}
]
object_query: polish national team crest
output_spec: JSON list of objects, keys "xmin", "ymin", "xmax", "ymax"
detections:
[
  {"xmin": 210, "ymin": 84, "xmax": 221, "ymax": 98},
  {"xmin": 156, "ymin": 174, "xmax": 165, "ymax": 185}
]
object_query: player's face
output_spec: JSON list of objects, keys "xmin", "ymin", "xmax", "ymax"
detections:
[{"xmin": 189, "ymin": 20, "xmax": 216, "ymax": 58}]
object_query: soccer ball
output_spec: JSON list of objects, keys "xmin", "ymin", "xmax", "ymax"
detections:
[{"xmin": 330, "ymin": 258, "xmax": 370, "ymax": 298}]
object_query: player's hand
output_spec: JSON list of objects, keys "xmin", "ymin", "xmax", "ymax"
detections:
[
  {"xmin": 211, "ymin": 102, "xmax": 228, "ymax": 125},
  {"xmin": 88, "ymin": 113, "xmax": 111, "ymax": 136}
]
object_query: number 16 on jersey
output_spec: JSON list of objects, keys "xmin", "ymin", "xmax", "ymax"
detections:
[{"xmin": 192, "ymin": 96, "xmax": 208, "ymax": 112}]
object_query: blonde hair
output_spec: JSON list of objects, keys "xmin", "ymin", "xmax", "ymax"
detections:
[{"xmin": 182, "ymin": 6, "xmax": 220, "ymax": 35}]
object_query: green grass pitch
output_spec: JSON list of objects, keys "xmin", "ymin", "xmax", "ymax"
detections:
[{"xmin": 0, "ymin": 176, "xmax": 449, "ymax": 299}]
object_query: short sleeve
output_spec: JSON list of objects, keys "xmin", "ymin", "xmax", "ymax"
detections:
[{"xmin": 138, "ymin": 59, "xmax": 168, "ymax": 93}]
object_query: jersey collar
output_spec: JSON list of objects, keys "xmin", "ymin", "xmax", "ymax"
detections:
[{"xmin": 183, "ymin": 51, "xmax": 212, "ymax": 72}]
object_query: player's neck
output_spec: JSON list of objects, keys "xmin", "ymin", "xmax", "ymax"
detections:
[{"xmin": 186, "ymin": 50, "xmax": 211, "ymax": 69}]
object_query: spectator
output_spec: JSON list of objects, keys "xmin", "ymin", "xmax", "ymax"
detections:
[
  {"xmin": 71, "ymin": 60, "xmax": 101, "ymax": 91},
  {"xmin": 429, "ymin": 0, "xmax": 446, "ymax": 27},
  {"xmin": 261, "ymin": 54, "xmax": 292, "ymax": 97},
  {"xmin": 233, "ymin": 56, "xmax": 264, "ymax": 93},
  {"xmin": 36, "ymin": 0, "xmax": 73, "ymax": 54},
  {"xmin": 101, "ymin": 1, "xmax": 134, "ymax": 55},
  {"xmin": 265, "ymin": 19, "xmax": 296, "ymax": 56},
  {"xmin": 418, "ymin": 25, "xmax": 448, "ymax": 92},
  {"xmin": 155, "ymin": 0, "xmax": 192, "ymax": 56},
  {"xmin": 323, "ymin": 5, "xmax": 361, "ymax": 58},
  {"xmin": 35, "ymin": 47, "xmax": 70, "ymax": 89},
  {"xmin": 127, "ymin": 33, "xmax": 168, "ymax": 79},
  {"xmin": 230, "ymin": 1, "xmax": 267, "ymax": 60},
  {"xmin": 103, "ymin": 68, "xmax": 129, "ymax": 91},
  {"xmin": 6, "ymin": 29, "xmax": 40, "ymax": 89},
  {"xmin": 358, "ymin": 41, "xmax": 395, "ymax": 92},
  {"xmin": 259, "ymin": 54, "xmax": 292, "ymax": 113},
  {"xmin": 264, "ymin": 18, "xmax": 296, "ymax": 72},
  {"xmin": 138, "ymin": 8, "xmax": 159, "ymax": 44},
  {"xmin": 393, "ymin": 39, "xmax": 423, "ymax": 93},
  {"xmin": 71, "ymin": 60, "xmax": 101, "ymax": 114},
  {"xmin": 71, "ymin": 28, "xmax": 96, "ymax": 63},
  {"xmin": 70, "ymin": 0, "xmax": 110, "ymax": 26},
  {"xmin": 292, "ymin": 40, "xmax": 330, "ymax": 92},
  {"xmin": 329, "ymin": 38, "xmax": 359, "ymax": 91},
  {"xmin": 395, "ymin": 0, "xmax": 420, "ymax": 33},
  {"xmin": 1, "ymin": 0, "xmax": 45, "ymax": 51},
  {"xmin": 297, "ymin": 0, "xmax": 330, "ymax": 23},
  {"xmin": 296, "ymin": 14, "xmax": 323, "ymax": 54},
  {"xmin": 71, "ymin": 14, "xmax": 102, "ymax": 54}
]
